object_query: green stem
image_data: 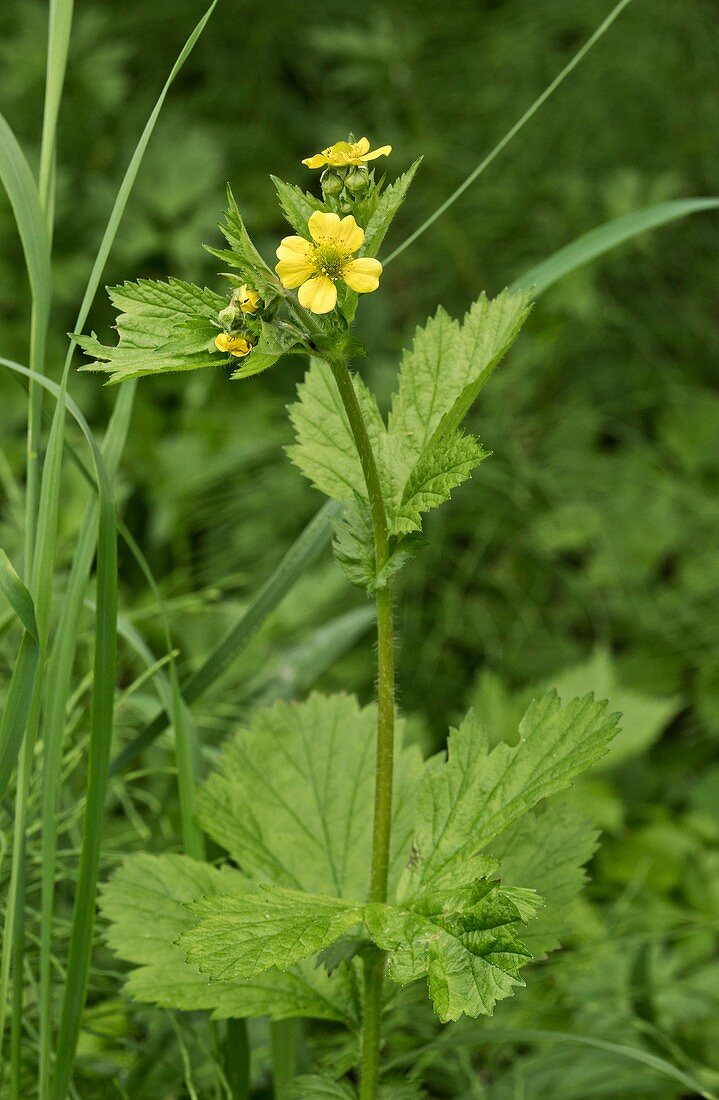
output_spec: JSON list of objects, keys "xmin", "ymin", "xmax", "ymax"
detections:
[
  {"xmin": 270, "ymin": 1020, "xmax": 299, "ymax": 1100},
  {"xmin": 326, "ymin": 358, "xmax": 395, "ymax": 1100}
]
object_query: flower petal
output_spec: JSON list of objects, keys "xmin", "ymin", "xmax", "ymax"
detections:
[
  {"xmin": 308, "ymin": 210, "xmax": 343, "ymax": 244},
  {"xmin": 276, "ymin": 235, "xmax": 311, "ymax": 259},
  {"xmin": 354, "ymin": 137, "xmax": 371, "ymax": 155},
  {"xmin": 298, "ymin": 275, "xmax": 337, "ymax": 314},
  {"xmin": 276, "ymin": 256, "xmax": 314, "ymax": 289},
  {"xmin": 343, "ymin": 257, "xmax": 382, "ymax": 293},
  {"xmin": 215, "ymin": 333, "xmax": 252, "ymax": 358},
  {"xmin": 362, "ymin": 144, "xmax": 392, "ymax": 162},
  {"xmin": 302, "ymin": 153, "xmax": 327, "ymax": 168},
  {"xmin": 335, "ymin": 215, "xmax": 364, "ymax": 253}
]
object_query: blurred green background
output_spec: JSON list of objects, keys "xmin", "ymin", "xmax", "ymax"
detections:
[{"xmin": 1, "ymin": 0, "xmax": 719, "ymax": 1095}]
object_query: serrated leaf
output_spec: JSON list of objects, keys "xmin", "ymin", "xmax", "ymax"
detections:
[
  {"xmin": 287, "ymin": 358, "xmax": 392, "ymax": 506},
  {"xmin": 394, "ymin": 431, "xmax": 488, "ymax": 535},
  {"xmin": 333, "ymin": 500, "xmax": 416, "ymax": 590},
  {"xmin": 76, "ymin": 277, "xmax": 228, "ymax": 384},
  {"xmin": 209, "ymin": 185, "xmax": 279, "ymax": 297},
  {"xmin": 361, "ymin": 157, "xmax": 422, "ymax": 258},
  {"xmin": 101, "ymin": 854, "xmax": 354, "ymax": 1023},
  {"xmin": 180, "ymin": 886, "xmax": 364, "ymax": 980},
  {"xmin": 388, "ymin": 291, "xmax": 531, "ymax": 485},
  {"xmin": 272, "ymin": 175, "xmax": 325, "ymax": 236},
  {"xmin": 231, "ymin": 321, "xmax": 305, "ymax": 380},
  {"xmin": 196, "ymin": 692, "xmax": 423, "ymax": 901},
  {"xmin": 366, "ymin": 879, "xmax": 540, "ymax": 1023},
  {"xmin": 400, "ymin": 691, "xmax": 619, "ymax": 898},
  {"xmin": 316, "ymin": 934, "xmax": 371, "ymax": 976},
  {"xmin": 292, "ymin": 1076, "xmax": 356, "ymax": 1100},
  {"xmin": 489, "ymin": 800, "xmax": 599, "ymax": 958}
]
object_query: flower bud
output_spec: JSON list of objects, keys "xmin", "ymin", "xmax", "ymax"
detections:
[
  {"xmin": 320, "ymin": 168, "xmax": 346, "ymax": 199},
  {"xmin": 218, "ymin": 301, "xmax": 240, "ymax": 329},
  {"xmin": 344, "ymin": 165, "xmax": 370, "ymax": 195}
]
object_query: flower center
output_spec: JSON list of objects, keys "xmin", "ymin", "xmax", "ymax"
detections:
[{"xmin": 310, "ymin": 243, "xmax": 347, "ymax": 282}]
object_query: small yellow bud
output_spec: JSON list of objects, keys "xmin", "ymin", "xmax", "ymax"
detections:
[
  {"xmin": 234, "ymin": 285, "xmax": 260, "ymax": 315},
  {"xmin": 215, "ymin": 332, "xmax": 253, "ymax": 358}
]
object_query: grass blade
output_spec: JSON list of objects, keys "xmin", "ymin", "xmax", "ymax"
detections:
[
  {"xmin": 475, "ymin": 1030, "xmax": 717, "ymax": 1100},
  {"xmin": 109, "ymin": 499, "xmax": 342, "ymax": 774},
  {"xmin": 0, "ymin": 112, "xmax": 52, "ymax": 316},
  {"xmin": 510, "ymin": 197, "xmax": 719, "ymax": 295},
  {"xmin": 38, "ymin": 0, "xmax": 74, "ymax": 223},
  {"xmin": 383, "ymin": 0, "xmax": 634, "ymax": 265}
]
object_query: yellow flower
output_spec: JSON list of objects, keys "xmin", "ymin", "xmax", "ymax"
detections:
[
  {"xmin": 215, "ymin": 332, "xmax": 253, "ymax": 358},
  {"xmin": 275, "ymin": 211, "xmax": 383, "ymax": 314},
  {"xmin": 234, "ymin": 284, "xmax": 260, "ymax": 314},
  {"xmin": 302, "ymin": 137, "xmax": 392, "ymax": 170}
]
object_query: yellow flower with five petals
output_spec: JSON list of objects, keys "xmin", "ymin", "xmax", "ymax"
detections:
[
  {"xmin": 215, "ymin": 332, "xmax": 253, "ymax": 358},
  {"xmin": 302, "ymin": 137, "xmax": 392, "ymax": 170},
  {"xmin": 275, "ymin": 211, "xmax": 382, "ymax": 315}
]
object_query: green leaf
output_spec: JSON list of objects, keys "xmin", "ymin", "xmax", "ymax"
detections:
[
  {"xmin": 101, "ymin": 854, "xmax": 354, "ymax": 1023},
  {"xmin": 0, "ymin": 548, "xmax": 38, "ymax": 640},
  {"xmin": 231, "ymin": 321, "xmax": 305, "ymax": 380},
  {"xmin": 366, "ymin": 879, "xmax": 540, "ymax": 1022},
  {"xmin": 388, "ymin": 290, "xmax": 531, "ymax": 476},
  {"xmin": 271, "ymin": 175, "xmax": 325, "ymax": 236},
  {"xmin": 394, "ymin": 431, "xmax": 487, "ymax": 536},
  {"xmin": 76, "ymin": 277, "xmax": 227, "ymax": 384},
  {"xmin": 196, "ymin": 692, "xmax": 423, "ymax": 901},
  {"xmin": 489, "ymin": 800, "xmax": 599, "ymax": 958},
  {"xmin": 333, "ymin": 500, "xmax": 416, "ymax": 590},
  {"xmin": 287, "ymin": 359, "xmax": 390, "ymax": 505},
  {"xmin": 361, "ymin": 157, "xmax": 422, "ymax": 259},
  {"xmin": 400, "ymin": 691, "xmax": 619, "ymax": 898},
  {"xmin": 292, "ymin": 1077, "xmax": 356, "ymax": 1100},
  {"xmin": 207, "ymin": 185, "xmax": 279, "ymax": 297},
  {"xmin": 180, "ymin": 887, "xmax": 364, "ymax": 980}
]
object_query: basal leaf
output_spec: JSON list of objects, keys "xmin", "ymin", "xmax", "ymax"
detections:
[
  {"xmin": 400, "ymin": 691, "xmax": 619, "ymax": 899},
  {"xmin": 101, "ymin": 854, "xmax": 354, "ymax": 1023},
  {"xmin": 180, "ymin": 887, "xmax": 363, "ymax": 980},
  {"xmin": 489, "ymin": 800, "xmax": 599, "ymax": 958},
  {"xmin": 366, "ymin": 879, "xmax": 540, "ymax": 1022},
  {"xmin": 196, "ymin": 692, "xmax": 423, "ymax": 901}
]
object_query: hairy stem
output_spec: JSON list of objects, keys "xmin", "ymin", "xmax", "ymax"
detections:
[{"xmin": 327, "ymin": 358, "xmax": 395, "ymax": 1100}]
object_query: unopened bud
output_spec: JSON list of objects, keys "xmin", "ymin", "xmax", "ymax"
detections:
[
  {"xmin": 344, "ymin": 165, "xmax": 370, "ymax": 195},
  {"xmin": 320, "ymin": 168, "xmax": 345, "ymax": 199},
  {"xmin": 218, "ymin": 302, "xmax": 240, "ymax": 329}
]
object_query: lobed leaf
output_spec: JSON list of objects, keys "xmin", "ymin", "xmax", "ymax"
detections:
[
  {"xmin": 400, "ymin": 691, "xmax": 619, "ymax": 899},
  {"xmin": 271, "ymin": 175, "xmax": 325, "ymax": 236},
  {"xmin": 394, "ymin": 431, "xmax": 488, "ymax": 536},
  {"xmin": 366, "ymin": 879, "xmax": 541, "ymax": 1022},
  {"xmin": 101, "ymin": 854, "xmax": 354, "ymax": 1023},
  {"xmin": 76, "ymin": 277, "xmax": 227, "ymax": 383},
  {"xmin": 180, "ymin": 886, "xmax": 364, "ymax": 981},
  {"xmin": 196, "ymin": 692, "xmax": 423, "ymax": 901}
]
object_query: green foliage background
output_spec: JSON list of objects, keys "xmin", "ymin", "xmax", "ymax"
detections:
[{"xmin": 1, "ymin": 0, "xmax": 718, "ymax": 1095}]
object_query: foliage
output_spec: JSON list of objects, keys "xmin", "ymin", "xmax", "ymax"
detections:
[{"xmin": 1, "ymin": 0, "xmax": 719, "ymax": 1096}]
